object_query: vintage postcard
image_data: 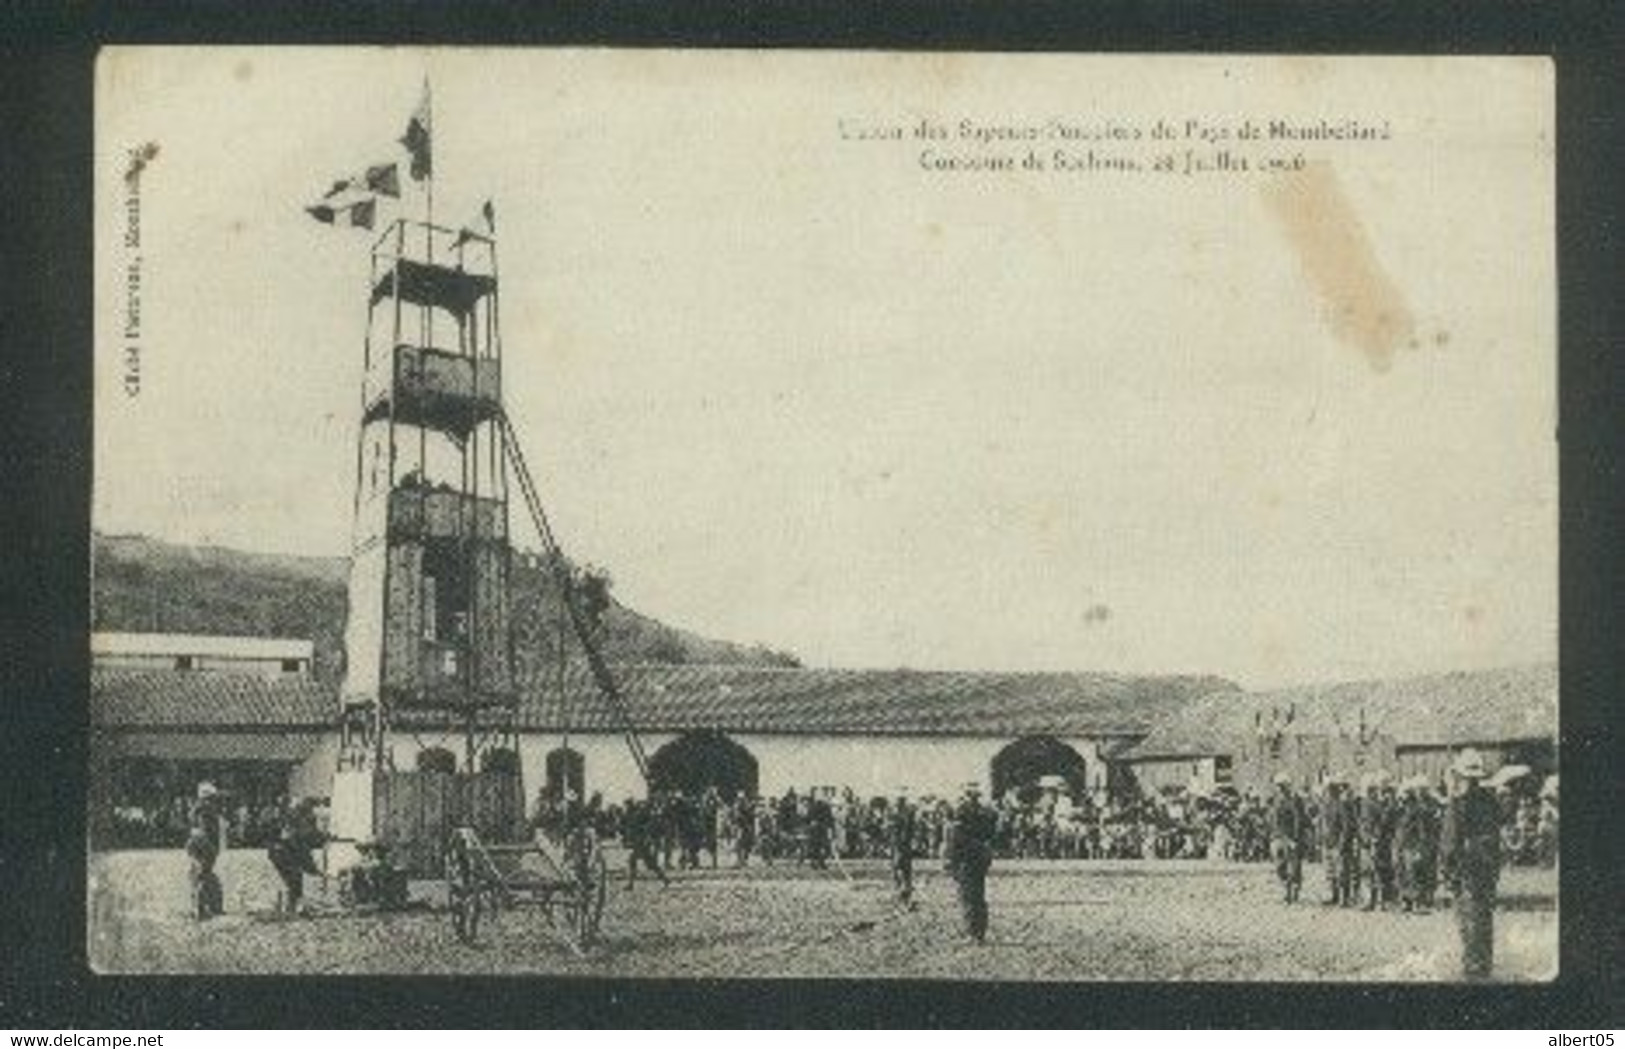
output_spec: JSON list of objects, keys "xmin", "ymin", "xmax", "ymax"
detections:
[{"xmin": 91, "ymin": 48, "xmax": 1555, "ymax": 979}]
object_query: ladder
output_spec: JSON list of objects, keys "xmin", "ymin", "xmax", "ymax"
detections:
[{"xmin": 497, "ymin": 409, "xmax": 653, "ymax": 787}]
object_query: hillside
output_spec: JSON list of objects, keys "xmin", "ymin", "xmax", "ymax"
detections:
[{"xmin": 91, "ymin": 532, "xmax": 800, "ymax": 681}]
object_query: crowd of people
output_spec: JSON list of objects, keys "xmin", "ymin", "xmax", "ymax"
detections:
[
  {"xmin": 525, "ymin": 769, "xmax": 1557, "ymax": 880},
  {"xmin": 106, "ymin": 792, "xmax": 298, "ymax": 850}
]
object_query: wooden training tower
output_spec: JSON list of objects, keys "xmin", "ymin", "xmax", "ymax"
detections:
[{"xmin": 330, "ymin": 216, "xmax": 526, "ymax": 875}]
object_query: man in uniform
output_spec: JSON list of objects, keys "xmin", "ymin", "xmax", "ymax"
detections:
[
  {"xmin": 731, "ymin": 793, "xmax": 757, "ymax": 868},
  {"xmin": 699, "ymin": 787, "xmax": 722, "ymax": 869},
  {"xmin": 888, "ymin": 786, "xmax": 918, "ymax": 909},
  {"xmin": 944, "ymin": 781, "xmax": 997, "ymax": 942},
  {"xmin": 267, "ymin": 796, "xmax": 323, "ymax": 915},
  {"xmin": 186, "ymin": 781, "xmax": 225, "ymax": 919},
  {"xmin": 1356, "ymin": 772, "xmax": 1388, "ymax": 910},
  {"xmin": 1372, "ymin": 771, "xmax": 1402, "ymax": 909},
  {"xmin": 1440, "ymin": 749, "xmax": 1501, "ymax": 979},
  {"xmin": 672, "ymin": 790, "xmax": 701, "ymax": 870},
  {"xmin": 1319, "ymin": 774, "xmax": 1354, "ymax": 906},
  {"xmin": 1392, "ymin": 775, "xmax": 1440, "ymax": 914},
  {"xmin": 777, "ymin": 789, "xmax": 803, "ymax": 864},
  {"xmin": 807, "ymin": 790, "xmax": 835, "ymax": 870},
  {"xmin": 621, "ymin": 796, "xmax": 670, "ymax": 890},
  {"xmin": 1267, "ymin": 772, "xmax": 1307, "ymax": 903}
]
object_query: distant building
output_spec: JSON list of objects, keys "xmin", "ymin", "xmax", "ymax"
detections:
[
  {"xmin": 92, "ymin": 631, "xmax": 314, "ymax": 678},
  {"xmin": 88, "ymin": 633, "xmax": 320, "ymax": 846},
  {"xmin": 1119, "ymin": 664, "xmax": 1557, "ymax": 795}
]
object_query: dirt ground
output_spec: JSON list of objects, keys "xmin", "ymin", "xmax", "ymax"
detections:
[{"xmin": 88, "ymin": 847, "xmax": 1557, "ymax": 980}]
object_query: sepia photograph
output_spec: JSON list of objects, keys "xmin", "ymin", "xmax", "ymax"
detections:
[{"xmin": 89, "ymin": 48, "xmax": 1557, "ymax": 981}]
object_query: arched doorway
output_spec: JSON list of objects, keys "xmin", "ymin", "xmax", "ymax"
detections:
[
  {"xmin": 990, "ymin": 736, "xmax": 1088, "ymax": 803},
  {"xmin": 544, "ymin": 747, "xmax": 585, "ymax": 800},
  {"xmin": 481, "ymin": 747, "xmax": 521, "ymax": 776},
  {"xmin": 648, "ymin": 730, "xmax": 758, "ymax": 799},
  {"xmin": 417, "ymin": 746, "xmax": 457, "ymax": 774}
]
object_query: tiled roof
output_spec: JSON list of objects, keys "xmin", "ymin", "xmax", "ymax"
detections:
[
  {"xmin": 92, "ymin": 664, "xmax": 1233, "ymax": 738},
  {"xmin": 514, "ymin": 664, "xmax": 1235, "ymax": 737},
  {"xmin": 105, "ymin": 730, "xmax": 330, "ymax": 762},
  {"xmin": 91, "ymin": 668, "xmax": 335, "ymax": 728},
  {"xmin": 1121, "ymin": 663, "xmax": 1557, "ymax": 760}
]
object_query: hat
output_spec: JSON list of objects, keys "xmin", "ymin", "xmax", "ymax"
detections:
[
  {"xmin": 1401, "ymin": 775, "xmax": 1428, "ymax": 793},
  {"xmin": 1271, "ymin": 772, "xmax": 1291, "ymax": 787},
  {"xmin": 197, "ymin": 781, "xmax": 218, "ymax": 799},
  {"xmin": 1452, "ymin": 748, "xmax": 1488, "ymax": 779},
  {"xmin": 963, "ymin": 781, "xmax": 983, "ymax": 794},
  {"xmin": 1324, "ymin": 771, "xmax": 1346, "ymax": 787},
  {"xmin": 1374, "ymin": 769, "xmax": 1394, "ymax": 788}
]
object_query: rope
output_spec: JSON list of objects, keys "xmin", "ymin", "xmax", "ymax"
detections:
[{"xmin": 496, "ymin": 409, "xmax": 652, "ymax": 787}]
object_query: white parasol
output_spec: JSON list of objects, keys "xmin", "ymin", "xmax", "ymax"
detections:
[{"xmin": 1486, "ymin": 763, "xmax": 1531, "ymax": 788}]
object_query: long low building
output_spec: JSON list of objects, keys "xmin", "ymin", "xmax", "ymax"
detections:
[{"xmin": 90, "ymin": 663, "xmax": 1235, "ymax": 827}]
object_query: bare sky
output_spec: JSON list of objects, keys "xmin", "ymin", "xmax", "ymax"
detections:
[{"xmin": 95, "ymin": 50, "xmax": 1556, "ymax": 688}]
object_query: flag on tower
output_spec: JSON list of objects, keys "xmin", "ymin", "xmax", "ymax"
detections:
[
  {"xmin": 305, "ymin": 161, "xmax": 398, "ymax": 230},
  {"xmin": 455, "ymin": 200, "xmax": 497, "ymax": 247},
  {"xmin": 305, "ymin": 196, "xmax": 377, "ymax": 230},
  {"xmin": 361, "ymin": 162, "xmax": 401, "ymax": 198},
  {"xmin": 400, "ymin": 83, "xmax": 432, "ymax": 181},
  {"xmin": 321, "ymin": 162, "xmax": 401, "ymax": 200}
]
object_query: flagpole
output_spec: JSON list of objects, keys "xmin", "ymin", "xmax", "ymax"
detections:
[
  {"xmin": 425, "ymin": 76, "xmax": 434, "ymax": 260},
  {"xmin": 420, "ymin": 76, "xmax": 433, "ymax": 556}
]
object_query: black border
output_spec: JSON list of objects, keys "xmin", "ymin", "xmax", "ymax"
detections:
[{"xmin": 2, "ymin": 2, "xmax": 1620, "ymax": 1029}]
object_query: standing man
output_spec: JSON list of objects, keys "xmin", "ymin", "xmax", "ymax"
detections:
[
  {"xmin": 1356, "ymin": 773, "xmax": 1387, "ymax": 910},
  {"xmin": 888, "ymin": 787, "xmax": 918, "ymax": 909},
  {"xmin": 186, "ymin": 781, "xmax": 225, "ymax": 920},
  {"xmin": 1440, "ymin": 749, "xmax": 1502, "ymax": 979},
  {"xmin": 732, "ymin": 793, "xmax": 757, "ymax": 868},
  {"xmin": 945, "ymin": 782, "xmax": 997, "ymax": 942},
  {"xmin": 1373, "ymin": 771, "xmax": 1402, "ymax": 909},
  {"xmin": 700, "ymin": 787, "xmax": 722, "ymax": 869},
  {"xmin": 267, "ymin": 797, "xmax": 323, "ymax": 915},
  {"xmin": 1319, "ymin": 775, "xmax": 1353, "ymax": 906},
  {"xmin": 806, "ymin": 791, "xmax": 834, "ymax": 870},
  {"xmin": 1267, "ymin": 772, "xmax": 1307, "ymax": 903},
  {"xmin": 621, "ymin": 796, "xmax": 669, "ymax": 890},
  {"xmin": 1393, "ymin": 776, "xmax": 1440, "ymax": 914},
  {"xmin": 777, "ymin": 789, "xmax": 802, "ymax": 865}
]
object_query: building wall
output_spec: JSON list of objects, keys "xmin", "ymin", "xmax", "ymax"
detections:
[
  {"xmin": 289, "ymin": 734, "xmax": 342, "ymax": 798},
  {"xmin": 513, "ymin": 730, "xmax": 1110, "ymax": 806},
  {"xmin": 737, "ymin": 734, "xmax": 991, "ymax": 798},
  {"xmin": 288, "ymin": 728, "xmax": 1115, "ymax": 809},
  {"xmin": 515, "ymin": 732, "xmax": 678, "ymax": 807},
  {"xmin": 94, "ymin": 652, "xmax": 310, "ymax": 677},
  {"xmin": 735, "ymin": 733, "xmax": 1110, "ymax": 799}
]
